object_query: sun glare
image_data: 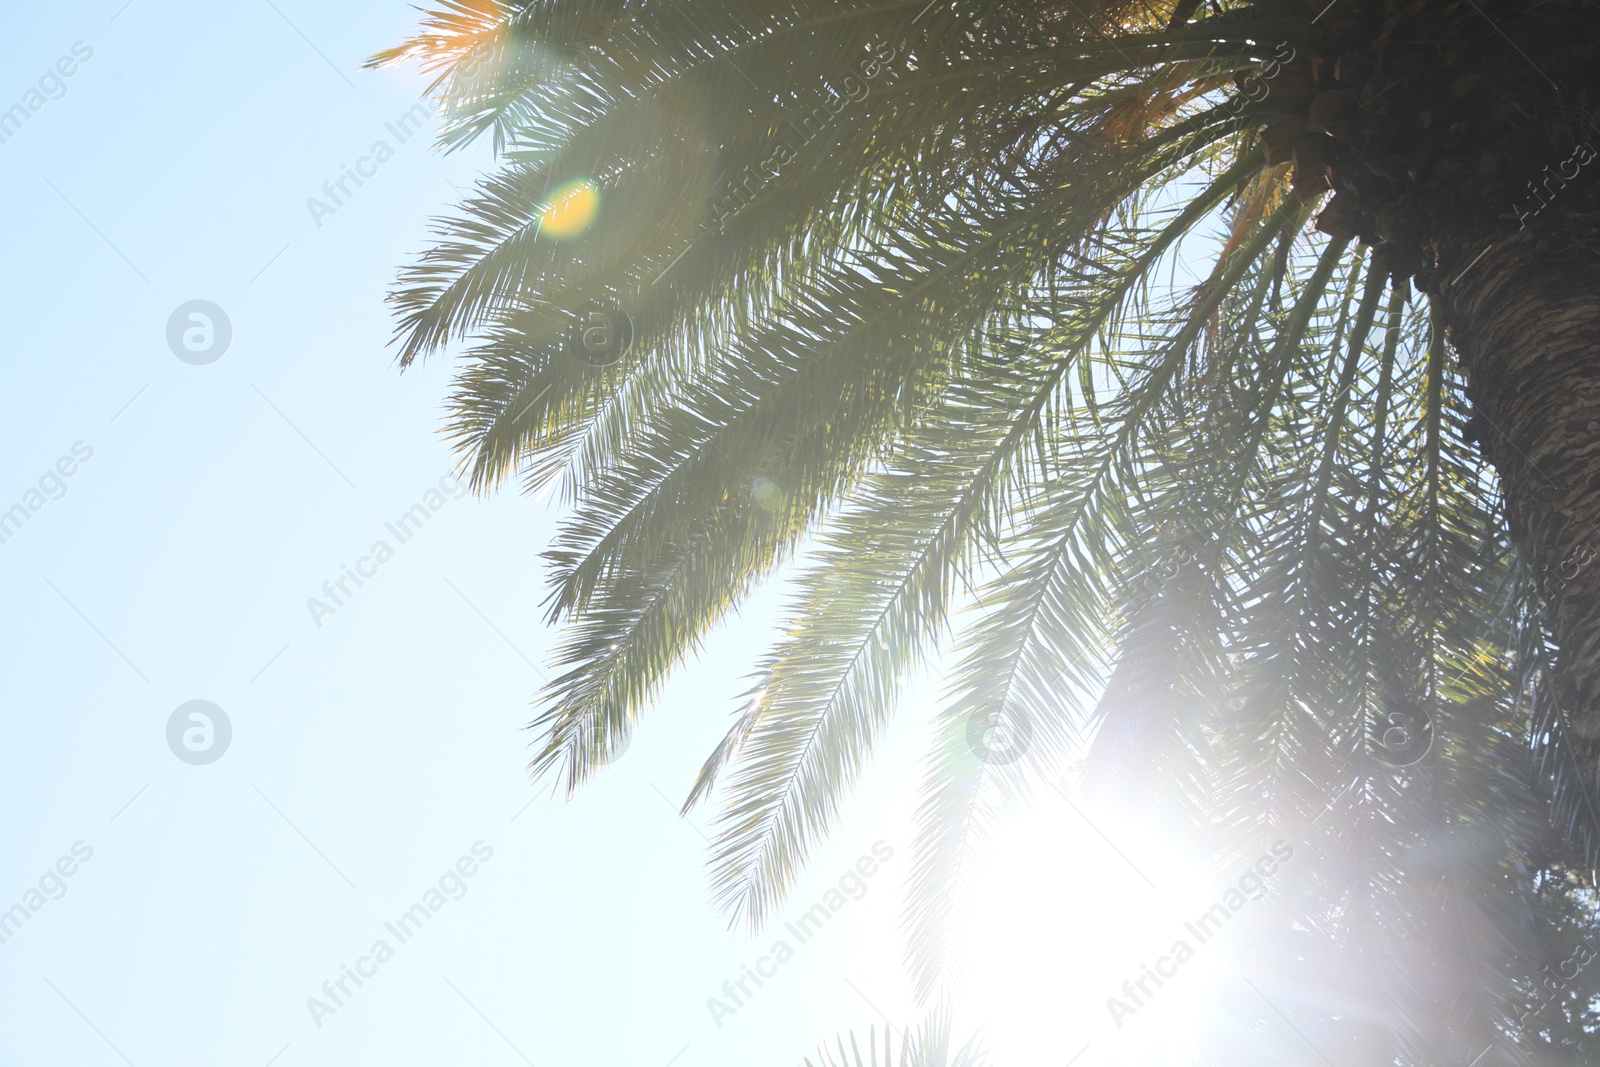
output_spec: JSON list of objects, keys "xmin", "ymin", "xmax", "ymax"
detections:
[{"xmin": 954, "ymin": 787, "xmax": 1257, "ymax": 1065}]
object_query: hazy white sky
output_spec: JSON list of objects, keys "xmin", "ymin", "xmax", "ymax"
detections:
[{"xmin": 0, "ymin": 5, "xmax": 1294, "ymax": 1066}]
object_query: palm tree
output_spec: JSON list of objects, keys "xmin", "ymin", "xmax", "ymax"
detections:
[{"xmin": 369, "ymin": 1, "xmax": 1600, "ymax": 1061}]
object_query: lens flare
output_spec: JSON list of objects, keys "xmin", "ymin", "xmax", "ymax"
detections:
[{"xmin": 539, "ymin": 178, "xmax": 600, "ymax": 239}]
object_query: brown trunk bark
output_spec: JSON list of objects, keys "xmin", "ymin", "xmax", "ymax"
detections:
[{"xmin": 1437, "ymin": 215, "xmax": 1600, "ymax": 752}]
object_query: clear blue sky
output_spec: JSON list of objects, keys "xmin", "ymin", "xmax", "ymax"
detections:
[{"xmin": 0, "ymin": 5, "xmax": 1287, "ymax": 1066}]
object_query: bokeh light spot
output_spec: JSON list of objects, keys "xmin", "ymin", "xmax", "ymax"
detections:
[{"xmin": 539, "ymin": 178, "xmax": 600, "ymax": 239}]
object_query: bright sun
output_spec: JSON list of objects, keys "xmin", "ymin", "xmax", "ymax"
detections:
[{"xmin": 953, "ymin": 787, "xmax": 1259, "ymax": 1066}]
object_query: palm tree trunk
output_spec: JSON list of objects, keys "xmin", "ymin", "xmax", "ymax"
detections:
[{"xmin": 1438, "ymin": 214, "xmax": 1600, "ymax": 751}]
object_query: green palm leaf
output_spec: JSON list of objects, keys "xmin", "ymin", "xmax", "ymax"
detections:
[{"xmin": 373, "ymin": 1, "xmax": 1600, "ymax": 1059}]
